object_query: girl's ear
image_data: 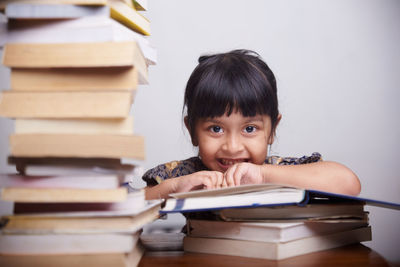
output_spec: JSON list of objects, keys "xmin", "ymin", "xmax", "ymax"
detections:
[
  {"xmin": 268, "ymin": 114, "xmax": 282, "ymax": 144},
  {"xmin": 184, "ymin": 116, "xmax": 198, "ymax": 146}
]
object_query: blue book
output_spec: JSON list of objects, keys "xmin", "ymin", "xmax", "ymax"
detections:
[{"xmin": 160, "ymin": 184, "xmax": 400, "ymax": 214}]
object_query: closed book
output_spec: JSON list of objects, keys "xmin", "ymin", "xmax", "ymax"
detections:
[
  {"xmin": 217, "ymin": 203, "xmax": 366, "ymax": 222},
  {"xmin": 5, "ymin": 3, "xmax": 110, "ymax": 19},
  {"xmin": 183, "ymin": 226, "xmax": 372, "ymax": 260},
  {"xmin": 15, "ymin": 117, "xmax": 134, "ymax": 135},
  {"xmin": 12, "ymin": 192, "xmax": 160, "ymax": 218},
  {"xmin": 1, "ymin": 187, "xmax": 128, "ymax": 203},
  {"xmin": 2, "ymin": 201, "xmax": 161, "ymax": 234},
  {"xmin": 8, "ymin": 156, "xmax": 137, "ymax": 176},
  {"xmin": 0, "ymin": 173, "xmax": 123, "ymax": 189},
  {"xmin": 11, "ymin": 67, "xmax": 139, "ymax": 90},
  {"xmin": 0, "ymin": 91, "xmax": 134, "ymax": 119},
  {"xmin": 9, "ymin": 134, "xmax": 145, "ymax": 159},
  {"xmin": 0, "ymin": 247, "xmax": 143, "ymax": 267},
  {"xmin": 2, "ymin": 42, "xmax": 147, "ymax": 80},
  {"xmin": 0, "ymin": 0, "xmax": 107, "ymax": 10},
  {"xmin": 4, "ymin": 1, "xmax": 150, "ymax": 36},
  {"xmin": 187, "ymin": 219, "xmax": 368, "ymax": 243},
  {"xmin": 0, "ymin": 232, "xmax": 139, "ymax": 255},
  {"xmin": 0, "ymin": 16, "xmax": 156, "ymax": 66}
]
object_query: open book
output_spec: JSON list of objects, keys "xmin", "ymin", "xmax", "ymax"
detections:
[{"xmin": 160, "ymin": 184, "xmax": 400, "ymax": 214}]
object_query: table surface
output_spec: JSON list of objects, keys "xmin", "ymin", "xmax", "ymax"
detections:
[{"xmin": 138, "ymin": 244, "xmax": 389, "ymax": 267}]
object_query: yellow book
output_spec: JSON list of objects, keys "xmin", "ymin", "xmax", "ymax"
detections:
[
  {"xmin": 10, "ymin": 134, "xmax": 145, "ymax": 159},
  {"xmin": 109, "ymin": 0, "xmax": 150, "ymax": 36},
  {"xmin": 0, "ymin": 91, "xmax": 134, "ymax": 119},
  {"xmin": 11, "ymin": 67, "xmax": 139, "ymax": 91}
]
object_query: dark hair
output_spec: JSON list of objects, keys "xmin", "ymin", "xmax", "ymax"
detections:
[{"xmin": 184, "ymin": 49, "xmax": 279, "ymax": 142}]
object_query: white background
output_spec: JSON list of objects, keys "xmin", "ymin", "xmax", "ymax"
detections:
[{"xmin": 0, "ymin": 0, "xmax": 399, "ymax": 263}]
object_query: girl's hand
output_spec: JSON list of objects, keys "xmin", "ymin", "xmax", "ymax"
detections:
[
  {"xmin": 224, "ymin": 162, "xmax": 265, "ymax": 186},
  {"xmin": 171, "ymin": 171, "xmax": 226, "ymax": 193}
]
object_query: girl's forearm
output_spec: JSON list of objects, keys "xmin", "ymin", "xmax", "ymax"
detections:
[
  {"xmin": 144, "ymin": 179, "xmax": 176, "ymax": 200},
  {"xmin": 261, "ymin": 161, "xmax": 361, "ymax": 196}
]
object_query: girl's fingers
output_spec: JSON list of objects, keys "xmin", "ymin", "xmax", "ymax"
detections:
[
  {"xmin": 224, "ymin": 164, "xmax": 237, "ymax": 187},
  {"xmin": 233, "ymin": 164, "xmax": 247, "ymax": 185}
]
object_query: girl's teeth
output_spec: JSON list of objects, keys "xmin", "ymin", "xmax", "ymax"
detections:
[{"xmin": 221, "ymin": 159, "xmax": 244, "ymax": 165}]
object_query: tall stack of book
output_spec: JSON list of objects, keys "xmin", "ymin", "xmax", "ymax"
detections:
[
  {"xmin": 161, "ymin": 184, "xmax": 379, "ymax": 260},
  {"xmin": 0, "ymin": 1, "xmax": 159, "ymax": 266}
]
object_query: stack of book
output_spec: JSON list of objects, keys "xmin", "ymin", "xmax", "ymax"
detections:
[
  {"xmin": 159, "ymin": 184, "xmax": 391, "ymax": 260},
  {"xmin": 0, "ymin": 1, "xmax": 159, "ymax": 266}
]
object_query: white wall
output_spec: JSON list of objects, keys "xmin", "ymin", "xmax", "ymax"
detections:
[{"xmin": 0, "ymin": 0, "xmax": 399, "ymax": 262}]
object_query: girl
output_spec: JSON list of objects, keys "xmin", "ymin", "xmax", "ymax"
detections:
[{"xmin": 144, "ymin": 50, "xmax": 361, "ymax": 200}]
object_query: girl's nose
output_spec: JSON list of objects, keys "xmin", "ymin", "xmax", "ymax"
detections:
[{"xmin": 222, "ymin": 134, "xmax": 244, "ymax": 154}]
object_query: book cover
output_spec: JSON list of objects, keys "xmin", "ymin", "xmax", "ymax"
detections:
[{"xmin": 108, "ymin": 0, "xmax": 150, "ymax": 36}]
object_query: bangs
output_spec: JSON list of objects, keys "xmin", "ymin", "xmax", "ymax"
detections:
[{"xmin": 186, "ymin": 55, "xmax": 276, "ymax": 119}]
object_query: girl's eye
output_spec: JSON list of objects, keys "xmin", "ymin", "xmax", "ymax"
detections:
[
  {"xmin": 210, "ymin": 126, "xmax": 223, "ymax": 133},
  {"xmin": 244, "ymin": 126, "xmax": 256, "ymax": 133}
]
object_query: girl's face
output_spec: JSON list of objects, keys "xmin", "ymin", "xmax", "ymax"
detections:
[{"xmin": 192, "ymin": 111, "xmax": 275, "ymax": 172}]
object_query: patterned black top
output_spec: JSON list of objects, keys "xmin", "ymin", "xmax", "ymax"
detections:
[{"xmin": 142, "ymin": 152, "xmax": 322, "ymax": 186}]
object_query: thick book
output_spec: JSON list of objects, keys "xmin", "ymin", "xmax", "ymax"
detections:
[
  {"xmin": 9, "ymin": 134, "xmax": 145, "ymax": 159},
  {"xmin": 0, "ymin": 0, "xmax": 107, "ymax": 10},
  {"xmin": 11, "ymin": 67, "xmax": 139, "ymax": 91},
  {"xmin": 187, "ymin": 219, "xmax": 368, "ymax": 243},
  {"xmin": 0, "ymin": 242, "xmax": 144, "ymax": 267},
  {"xmin": 2, "ymin": 42, "xmax": 147, "ymax": 80},
  {"xmin": 0, "ymin": 91, "xmax": 134, "ymax": 119},
  {"xmin": 183, "ymin": 226, "xmax": 372, "ymax": 260},
  {"xmin": 12, "ymin": 192, "xmax": 160, "ymax": 218},
  {"xmin": 5, "ymin": 3, "xmax": 110, "ymax": 18},
  {"xmin": 217, "ymin": 203, "xmax": 367, "ymax": 222},
  {"xmin": 161, "ymin": 184, "xmax": 400, "ymax": 214},
  {"xmin": 1, "ymin": 201, "xmax": 161, "ymax": 234},
  {"xmin": 4, "ymin": 1, "xmax": 151, "ymax": 36},
  {"xmin": 8, "ymin": 156, "xmax": 137, "ymax": 176},
  {"xmin": 0, "ymin": 16, "xmax": 157, "ymax": 66},
  {"xmin": 0, "ymin": 173, "xmax": 124, "ymax": 189},
  {"xmin": 1, "ymin": 187, "xmax": 128, "ymax": 203},
  {"xmin": 15, "ymin": 117, "xmax": 134, "ymax": 135},
  {"xmin": 0, "ymin": 231, "xmax": 140, "ymax": 255}
]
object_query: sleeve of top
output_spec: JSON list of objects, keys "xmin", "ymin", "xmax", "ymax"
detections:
[
  {"xmin": 266, "ymin": 152, "xmax": 322, "ymax": 165},
  {"xmin": 142, "ymin": 157, "xmax": 207, "ymax": 186}
]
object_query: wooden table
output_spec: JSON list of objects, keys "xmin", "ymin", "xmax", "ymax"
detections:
[{"xmin": 138, "ymin": 244, "xmax": 389, "ymax": 267}]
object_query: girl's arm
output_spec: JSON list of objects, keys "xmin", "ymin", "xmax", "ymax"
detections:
[
  {"xmin": 224, "ymin": 161, "xmax": 361, "ymax": 196},
  {"xmin": 145, "ymin": 171, "xmax": 225, "ymax": 200}
]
